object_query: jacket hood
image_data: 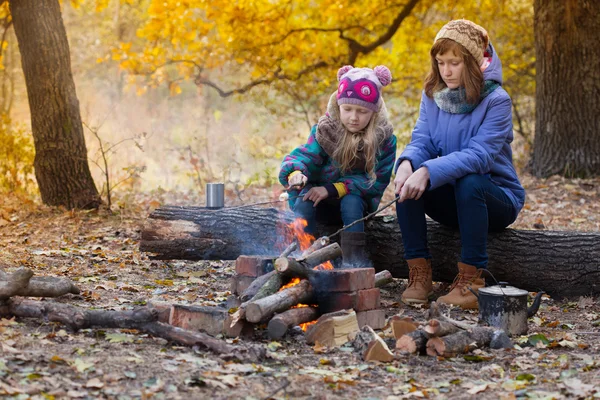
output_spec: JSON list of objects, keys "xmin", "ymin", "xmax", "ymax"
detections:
[{"xmin": 483, "ymin": 42, "xmax": 503, "ymax": 84}]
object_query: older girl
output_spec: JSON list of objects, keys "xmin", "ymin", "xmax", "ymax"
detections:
[{"xmin": 395, "ymin": 20, "xmax": 525, "ymax": 308}]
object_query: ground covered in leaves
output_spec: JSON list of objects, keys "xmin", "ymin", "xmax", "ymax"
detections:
[{"xmin": 0, "ymin": 174, "xmax": 599, "ymax": 400}]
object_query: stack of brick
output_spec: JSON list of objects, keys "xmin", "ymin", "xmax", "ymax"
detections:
[
  {"xmin": 232, "ymin": 255, "xmax": 386, "ymax": 330},
  {"xmin": 230, "ymin": 255, "xmax": 275, "ymax": 295},
  {"xmin": 317, "ymin": 267, "xmax": 385, "ymax": 330}
]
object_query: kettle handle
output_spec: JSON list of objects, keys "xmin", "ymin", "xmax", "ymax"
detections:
[
  {"xmin": 527, "ymin": 291, "xmax": 546, "ymax": 318},
  {"xmin": 467, "ymin": 286, "xmax": 479, "ymax": 299}
]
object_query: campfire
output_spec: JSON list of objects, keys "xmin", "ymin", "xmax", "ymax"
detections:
[{"xmin": 228, "ymin": 218, "xmax": 391, "ymax": 341}]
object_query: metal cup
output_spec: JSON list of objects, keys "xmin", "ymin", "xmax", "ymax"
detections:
[{"xmin": 206, "ymin": 183, "xmax": 224, "ymax": 209}]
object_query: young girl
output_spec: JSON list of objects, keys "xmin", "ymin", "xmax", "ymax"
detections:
[
  {"xmin": 394, "ymin": 20, "xmax": 525, "ymax": 308},
  {"xmin": 279, "ymin": 65, "xmax": 397, "ymax": 267}
]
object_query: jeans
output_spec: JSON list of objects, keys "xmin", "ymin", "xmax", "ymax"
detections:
[
  {"xmin": 396, "ymin": 174, "xmax": 517, "ymax": 268},
  {"xmin": 293, "ymin": 186, "xmax": 367, "ymax": 234}
]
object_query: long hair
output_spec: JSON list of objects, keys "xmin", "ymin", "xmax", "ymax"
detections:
[
  {"xmin": 333, "ymin": 106, "xmax": 389, "ymax": 185},
  {"xmin": 424, "ymin": 38, "xmax": 483, "ymax": 104}
]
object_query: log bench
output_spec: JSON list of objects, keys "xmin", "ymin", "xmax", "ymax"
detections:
[{"xmin": 140, "ymin": 205, "xmax": 600, "ymax": 298}]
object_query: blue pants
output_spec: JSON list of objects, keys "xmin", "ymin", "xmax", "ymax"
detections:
[
  {"xmin": 293, "ymin": 187, "xmax": 367, "ymax": 234},
  {"xmin": 395, "ymin": 174, "xmax": 517, "ymax": 268}
]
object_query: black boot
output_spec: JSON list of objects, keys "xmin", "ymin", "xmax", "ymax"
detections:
[{"xmin": 340, "ymin": 231, "xmax": 370, "ymax": 268}]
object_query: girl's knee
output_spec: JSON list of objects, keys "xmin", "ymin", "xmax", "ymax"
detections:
[
  {"xmin": 340, "ymin": 195, "xmax": 365, "ymax": 211},
  {"xmin": 455, "ymin": 174, "xmax": 486, "ymax": 201}
]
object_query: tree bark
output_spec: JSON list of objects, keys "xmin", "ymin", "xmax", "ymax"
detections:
[
  {"xmin": 245, "ymin": 279, "xmax": 313, "ymax": 323},
  {"xmin": 8, "ymin": 0, "xmax": 101, "ymax": 209},
  {"xmin": 141, "ymin": 206, "xmax": 600, "ymax": 297},
  {"xmin": 0, "ymin": 298, "xmax": 264, "ymax": 362},
  {"xmin": 267, "ymin": 307, "xmax": 318, "ymax": 339},
  {"xmin": 532, "ymin": 0, "xmax": 600, "ymax": 177}
]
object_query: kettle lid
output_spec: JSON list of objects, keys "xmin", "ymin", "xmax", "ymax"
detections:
[{"xmin": 479, "ymin": 283, "xmax": 528, "ymax": 297}]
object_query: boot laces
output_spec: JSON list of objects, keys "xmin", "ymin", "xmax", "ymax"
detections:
[
  {"xmin": 408, "ymin": 264, "xmax": 428, "ymax": 288},
  {"xmin": 448, "ymin": 270, "xmax": 481, "ymax": 292}
]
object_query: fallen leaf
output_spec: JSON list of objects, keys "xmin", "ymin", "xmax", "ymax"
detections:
[
  {"xmin": 105, "ymin": 333, "xmax": 134, "ymax": 343},
  {"xmin": 467, "ymin": 383, "xmax": 489, "ymax": 394},
  {"xmin": 72, "ymin": 358, "xmax": 94, "ymax": 373},
  {"xmin": 85, "ymin": 378, "xmax": 104, "ymax": 389}
]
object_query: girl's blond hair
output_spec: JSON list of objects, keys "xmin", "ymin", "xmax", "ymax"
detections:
[{"xmin": 332, "ymin": 103, "xmax": 390, "ymax": 185}]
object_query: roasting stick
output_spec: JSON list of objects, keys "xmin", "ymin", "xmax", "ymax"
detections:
[{"xmin": 323, "ymin": 195, "xmax": 401, "ymax": 241}]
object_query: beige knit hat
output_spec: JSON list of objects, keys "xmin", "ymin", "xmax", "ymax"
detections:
[{"xmin": 434, "ymin": 19, "xmax": 489, "ymax": 64}]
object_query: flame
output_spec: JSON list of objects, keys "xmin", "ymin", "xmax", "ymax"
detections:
[
  {"xmin": 277, "ymin": 218, "xmax": 334, "ymax": 333},
  {"xmin": 280, "ymin": 277, "xmax": 301, "ymax": 290},
  {"xmin": 282, "ymin": 218, "xmax": 335, "ymax": 271},
  {"xmin": 300, "ymin": 320, "xmax": 317, "ymax": 331},
  {"xmin": 292, "ymin": 304, "xmax": 317, "ymax": 331}
]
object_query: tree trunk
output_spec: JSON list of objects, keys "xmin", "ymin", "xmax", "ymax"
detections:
[
  {"xmin": 141, "ymin": 206, "xmax": 600, "ymax": 297},
  {"xmin": 532, "ymin": 0, "xmax": 600, "ymax": 177},
  {"xmin": 9, "ymin": 0, "xmax": 101, "ymax": 209}
]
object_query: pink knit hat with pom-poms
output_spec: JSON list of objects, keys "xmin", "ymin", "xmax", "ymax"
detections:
[{"xmin": 336, "ymin": 65, "xmax": 392, "ymax": 112}]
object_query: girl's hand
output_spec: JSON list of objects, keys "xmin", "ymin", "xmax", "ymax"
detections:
[
  {"xmin": 399, "ymin": 167, "xmax": 430, "ymax": 202},
  {"xmin": 303, "ymin": 186, "xmax": 329, "ymax": 207},
  {"xmin": 394, "ymin": 160, "xmax": 413, "ymax": 196},
  {"xmin": 287, "ymin": 172, "xmax": 307, "ymax": 189}
]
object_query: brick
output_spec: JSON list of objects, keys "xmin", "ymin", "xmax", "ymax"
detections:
[
  {"xmin": 230, "ymin": 274, "xmax": 256, "ymax": 295},
  {"xmin": 235, "ymin": 256, "xmax": 274, "ymax": 277},
  {"xmin": 318, "ymin": 288, "xmax": 380, "ymax": 313},
  {"xmin": 168, "ymin": 305, "xmax": 253, "ymax": 338},
  {"xmin": 356, "ymin": 288, "xmax": 381, "ymax": 311},
  {"xmin": 356, "ymin": 309, "xmax": 386, "ymax": 330},
  {"xmin": 147, "ymin": 301, "xmax": 172, "ymax": 323},
  {"xmin": 317, "ymin": 268, "xmax": 375, "ymax": 292}
]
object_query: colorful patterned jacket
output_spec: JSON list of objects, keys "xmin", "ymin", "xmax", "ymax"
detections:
[{"xmin": 279, "ymin": 93, "xmax": 397, "ymax": 212}]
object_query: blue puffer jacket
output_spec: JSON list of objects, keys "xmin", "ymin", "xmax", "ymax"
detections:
[{"xmin": 396, "ymin": 43, "xmax": 525, "ymax": 219}]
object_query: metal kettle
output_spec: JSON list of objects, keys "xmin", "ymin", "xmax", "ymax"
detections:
[{"xmin": 471, "ymin": 282, "xmax": 545, "ymax": 336}]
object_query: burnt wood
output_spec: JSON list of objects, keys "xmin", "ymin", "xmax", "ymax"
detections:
[
  {"xmin": 0, "ymin": 298, "xmax": 264, "ymax": 362},
  {"xmin": 140, "ymin": 206, "xmax": 600, "ymax": 297}
]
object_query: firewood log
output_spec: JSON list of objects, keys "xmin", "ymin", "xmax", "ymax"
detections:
[
  {"xmin": 306, "ymin": 309, "xmax": 360, "ymax": 347},
  {"xmin": 395, "ymin": 330, "xmax": 430, "ymax": 355},
  {"xmin": 390, "ymin": 316, "xmax": 418, "ymax": 339},
  {"xmin": 299, "ymin": 236, "xmax": 330, "ymax": 259},
  {"xmin": 240, "ymin": 271, "xmax": 276, "ymax": 302},
  {"xmin": 426, "ymin": 326, "xmax": 512, "ymax": 357},
  {"xmin": 424, "ymin": 319, "xmax": 462, "ymax": 337},
  {"xmin": 267, "ymin": 307, "xmax": 318, "ymax": 339},
  {"xmin": 275, "ymin": 243, "xmax": 342, "ymax": 276},
  {"xmin": 374, "ymin": 270, "xmax": 393, "ymax": 288},
  {"xmin": 352, "ymin": 325, "xmax": 394, "ymax": 362},
  {"xmin": 245, "ymin": 279, "xmax": 314, "ymax": 323}
]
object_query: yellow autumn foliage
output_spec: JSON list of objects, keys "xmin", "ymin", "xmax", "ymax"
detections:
[{"xmin": 112, "ymin": 0, "xmax": 534, "ymax": 109}]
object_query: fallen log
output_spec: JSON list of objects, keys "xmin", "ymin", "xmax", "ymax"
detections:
[
  {"xmin": 140, "ymin": 206, "xmax": 600, "ymax": 297},
  {"xmin": 0, "ymin": 298, "xmax": 264, "ymax": 362},
  {"xmin": 267, "ymin": 306, "xmax": 318, "ymax": 339},
  {"xmin": 245, "ymin": 279, "xmax": 314, "ymax": 323},
  {"xmin": 0, "ymin": 267, "xmax": 80, "ymax": 300},
  {"xmin": 426, "ymin": 327, "xmax": 512, "ymax": 357}
]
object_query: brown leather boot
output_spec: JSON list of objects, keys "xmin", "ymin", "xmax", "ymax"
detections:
[
  {"xmin": 401, "ymin": 258, "xmax": 433, "ymax": 305},
  {"xmin": 437, "ymin": 262, "xmax": 485, "ymax": 309}
]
